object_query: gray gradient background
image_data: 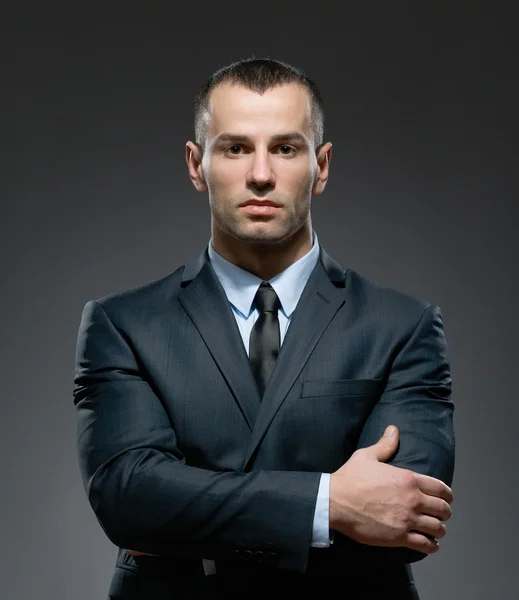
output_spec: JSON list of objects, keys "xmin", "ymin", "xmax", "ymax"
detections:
[{"xmin": 2, "ymin": 4, "xmax": 517, "ymax": 599}]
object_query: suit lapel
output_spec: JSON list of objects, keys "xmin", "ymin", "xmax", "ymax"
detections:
[
  {"xmin": 242, "ymin": 247, "xmax": 347, "ymax": 469},
  {"xmin": 178, "ymin": 248, "xmax": 261, "ymax": 430},
  {"xmin": 177, "ymin": 245, "xmax": 348, "ymax": 457}
]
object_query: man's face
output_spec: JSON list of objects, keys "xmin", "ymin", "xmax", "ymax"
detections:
[{"xmin": 188, "ymin": 82, "xmax": 331, "ymax": 245}]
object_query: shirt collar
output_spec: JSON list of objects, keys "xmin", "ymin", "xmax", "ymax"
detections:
[{"xmin": 208, "ymin": 231, "xmax": 320, "ymax": 319}]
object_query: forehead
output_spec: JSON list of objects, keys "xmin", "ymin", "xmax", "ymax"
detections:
[{"xmin": 205, "ymin": 81, "xmax": 312, "ymax": 139}]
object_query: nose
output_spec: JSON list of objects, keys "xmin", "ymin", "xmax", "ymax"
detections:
[{"xmin": 246, "ymin": 147, "xmax": 275, "ymax": 189}]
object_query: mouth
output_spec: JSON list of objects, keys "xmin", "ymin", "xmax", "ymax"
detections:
[
  {"xmin": 239, "ymin": 199, "xmax": 282, "ymax": 208},
  {"xmin": 240, "ymin": 204, "xmax": 281, "ymax": 216},
  {"xmin": 239, "ymin": 200, "xmax": 282, "ymax": 217}
]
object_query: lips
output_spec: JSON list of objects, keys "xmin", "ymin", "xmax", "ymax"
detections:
[
  {"xmin": 240, "ymin": 203, "xmax": 281, "ymax": 216},
  {"xmin": 240, "ymin": 199, "xmax": 282, "ymax": 208}
]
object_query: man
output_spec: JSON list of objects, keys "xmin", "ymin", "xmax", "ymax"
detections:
[{"xmin": 74, "ymin": 57, "xmax": 455, "ymax": 599}]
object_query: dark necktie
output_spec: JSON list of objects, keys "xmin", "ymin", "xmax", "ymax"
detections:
[{"xmin": 249, "ymin": 282, "xmax": 281, "ymax": 397}]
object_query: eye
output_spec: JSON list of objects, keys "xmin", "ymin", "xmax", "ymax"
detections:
[
  {"xmin": 278, "ymin": 145, "xmax": 295, "ymax": 155},
  {"xmin": 226, "ymin": 145, "xmax": 243, "ymax": 154}
]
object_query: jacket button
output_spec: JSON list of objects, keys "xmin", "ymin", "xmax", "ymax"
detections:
[{"xmin": 243, "ymin": 550, "xmax": 254, "ymax": 562}]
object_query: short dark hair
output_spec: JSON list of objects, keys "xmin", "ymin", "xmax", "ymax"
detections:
[{"xmin": 193, "ymin": 56, "xmax": 324, "ymax": 151}]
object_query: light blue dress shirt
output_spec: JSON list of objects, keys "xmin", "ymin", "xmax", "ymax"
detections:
[{"xmin": 208, "ymin": 231, "xmax": 332, "ymax": 548}]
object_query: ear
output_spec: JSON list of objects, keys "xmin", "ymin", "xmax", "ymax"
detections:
[
  {"xmin": 312, "ymin": 141, "xmax": 332, "ymax": 196},
  {"xmin": 186, "ymin": 141, "xmax": 208, "ymax": 192}
]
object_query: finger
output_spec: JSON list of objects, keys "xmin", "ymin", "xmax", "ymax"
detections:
[
  {"xmin": 403, "ymin": 531, "xmax": 440, "ymax": 554},
  {"xmin": 412, "ymin": 515, "xmax": 447, "ymax": 540},
  {"xmin": 362, "ymin": 425, "xmax": 399, "ymax": 462},
  {"xmin": 415, "ymin": 473, "xmax": 454, "ymax": 504},
  {"xmin": 418, "ymin": 494, "xmax": 453, "ymax": 522}
]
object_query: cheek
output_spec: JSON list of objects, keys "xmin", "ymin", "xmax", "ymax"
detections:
[
  {"xmin": 207, "ymin": 160, "xmax": 243, "ymax": 191},
  {"xmin": 285, "ymin": 172, "xmax": 314, "ymax": 200},
  {"xmin": 282, "ymin": 160, "xmax": 314, "ymax": 187}
]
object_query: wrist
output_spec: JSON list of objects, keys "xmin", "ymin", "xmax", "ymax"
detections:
[{"xmin": 329, "ymin": 473, "xmax": 339, "ymax": 529}]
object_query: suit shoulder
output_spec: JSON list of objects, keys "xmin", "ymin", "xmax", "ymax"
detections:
[
  {"xmin": 344, "ymin": 267, "xmax": 434, "ymax": 322},
  {"xmin": 86, "ymin": 264, "xmax": 186, "ymax": 316}
]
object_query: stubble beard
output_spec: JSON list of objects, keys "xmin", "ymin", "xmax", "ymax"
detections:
[{"xmin": 213, "ymin": 203, "xmax": 306, "ymax": 247}]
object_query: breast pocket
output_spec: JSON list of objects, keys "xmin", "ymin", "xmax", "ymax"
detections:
[
  {"xmin": 301, "ymin": 378, "xmax": 385, "ymax": 398},
  {"xmin": 275, "ymin": 378, "xmax": 386, "ymax": 471}
]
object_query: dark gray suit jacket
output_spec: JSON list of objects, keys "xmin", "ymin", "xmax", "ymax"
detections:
[{"xmin": 73, "ymin": 245, "xmax": 455, "ymax": 599}]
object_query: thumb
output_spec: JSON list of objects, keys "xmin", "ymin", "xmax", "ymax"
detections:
[{"xmin": 366, "ymin": 425, "xmax": 399, "ymax": 462}]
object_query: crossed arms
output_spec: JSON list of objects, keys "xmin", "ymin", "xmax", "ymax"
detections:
[{"xmin": 74, "ymin": 300, "xmax": 454, "ymax": 573}]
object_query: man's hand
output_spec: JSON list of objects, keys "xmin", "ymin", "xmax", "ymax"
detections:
[{"xmin": 329, "ymin": 425, "xmax": 453, "ymax": 554}]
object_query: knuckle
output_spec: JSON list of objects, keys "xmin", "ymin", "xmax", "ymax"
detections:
[
  {"xmin": 406, "ymin": 489, "xmax": 421, "ymax": 509},
  {"xmin": 400, "ymin": 518, "xmax": 413, "ymax": 537},
  {"xmin": 402, "ymin": 469, "xmax": 417, "ymax": 487},
  {"xmin": 398, "ymin": 510, "xmax": 416, "ymax": 536}
]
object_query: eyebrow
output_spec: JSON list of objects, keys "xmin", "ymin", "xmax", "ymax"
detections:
[{"xmin": 213, "ymin": 132, "xmax": 310, "ymax": 146}]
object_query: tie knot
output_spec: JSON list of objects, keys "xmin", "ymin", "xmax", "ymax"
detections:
[{"xmin": 253, "ymin": 282, "xmax": 280, "ymax": 313}]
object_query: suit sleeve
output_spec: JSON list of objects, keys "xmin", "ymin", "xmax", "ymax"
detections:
[
  {"xmin": 73, "ymin": 300, "xmax": 321, "ymax": 573},
  {"xmin": 354, "ymin": 303, "xmax": 455, "ymax": 563}
]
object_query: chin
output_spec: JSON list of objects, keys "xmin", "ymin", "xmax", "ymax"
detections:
[{"xmin": 233, "ymin": 223, "xmax": 289, "ymax": 244}]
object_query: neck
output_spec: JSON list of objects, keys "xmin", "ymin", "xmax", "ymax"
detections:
[{"xmin": 211, "ymin": 225, "xmax": 313, "ymax": 281}]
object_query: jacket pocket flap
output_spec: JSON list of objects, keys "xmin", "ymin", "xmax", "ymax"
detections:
[{"xmin": 301, "ymin": 378, "xmax": 384, "ymax": 398}]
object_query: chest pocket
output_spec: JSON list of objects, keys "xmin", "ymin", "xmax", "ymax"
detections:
[{"xmin": 301, "ymin": 378, "xmax": 384, "ymax": 398}]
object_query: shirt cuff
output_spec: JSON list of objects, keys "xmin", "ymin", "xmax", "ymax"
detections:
[{"xmin": 310, "ymin": 473, "xmax": 333, "ymax": 547}]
